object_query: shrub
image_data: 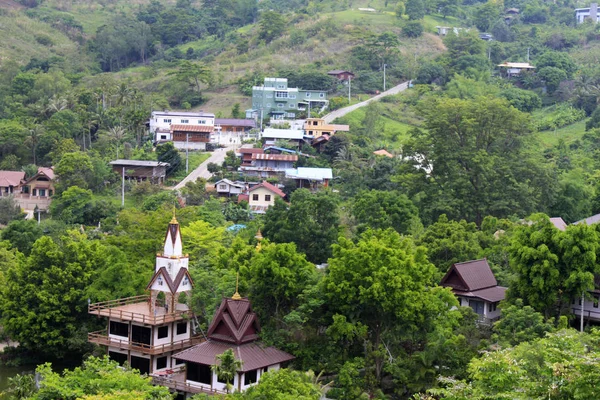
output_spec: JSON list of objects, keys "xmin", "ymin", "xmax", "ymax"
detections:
[
  {"xmin": 402, "ymin": 21, "xmax": 423, "ymax": 38},
  {"xmin": 499, "ymin": 88, "xmax": 541, "ymax": 112},
  {"xmin": 535, "ymin": 104, "xmax": 586, "ymax": 131}
]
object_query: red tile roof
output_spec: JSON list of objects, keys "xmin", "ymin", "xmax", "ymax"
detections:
[
  {"xmin": 239, "ymin": 148, "xmax": 264, "ymax": 154},
  {"xmin": 249, "ymin": 181, "xmax": 285, "ymax": 198},
  {"xmin": 170, "ymin": 124, "xmax": 214, "ymax": 133},
  {"xmin": 0, "ymin": 171, "xmax": 25, "ymax": 187},
  {"xmin": 173, "ymin": 341, "xmax": 294, "ymax": 372}
]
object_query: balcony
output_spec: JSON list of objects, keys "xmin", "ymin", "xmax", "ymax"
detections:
[
  {"xmin": 152, "ymin": 368, "xmax": 228, "ymax": 395},
  {"xmin": 88, "ymin": 295, "xmax": 191, "ymax": 325},
  {"xmin": 88, "ymin": 331, "xmax": 204, "ymax": 355}
]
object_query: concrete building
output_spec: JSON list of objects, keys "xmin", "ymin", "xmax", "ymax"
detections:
[
  {"xmin": 576, "ymin": 3, "xmax": 600, "ymax": 23},
  {"xmin": 150, "ymin": 111, "xmax": 215, "ymax": 143}
]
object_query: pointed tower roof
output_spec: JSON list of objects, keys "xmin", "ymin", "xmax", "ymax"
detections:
[
  {"xmin": 163, "ymin": 210, "xmax": 183, "ymax": 257},
  {"xmin": 206, "ymin": 297, "xmax": 260, "ymax": 345}
]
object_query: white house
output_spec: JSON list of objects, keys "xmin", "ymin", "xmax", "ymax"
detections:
[
  {"xmin": 260, "ymin": 128, "xmax": 306, "ymax": 147},
  {"xmin": 215, "ymin": 179, "xmax": 246, "ymax": 196},
  {"xmin": 576, "ymin": 3, "xmax": 600, "ymax": 23},
  {"xmin": 440, "ymin": 259, "xmax": 507, "ymax": 324},
  {"xmin": 150, "ymin": 111, "xmax": 216, "ymax": 143},
  {"xmin": 285, "ymin": 167, "xmax": 333, "ymax": 189},
  {"xmin": 238, "ymin": 181, "xmax": 285, "ymax": 213},
  {"xmin": 497, "ymin": 62, "xmax": 536, "ymax": 77}
]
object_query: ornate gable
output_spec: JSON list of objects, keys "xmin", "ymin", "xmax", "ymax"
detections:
[
  {"xmin": 440, "ymin": 267, "xmax": 469, "ymax": 292},
  {"xmin": 206, "ymin": 298, "xmax": 260, "ymax": 345}
]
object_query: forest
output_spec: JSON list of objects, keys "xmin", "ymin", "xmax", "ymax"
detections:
[{"xmin": 2, "ymin": 0, "xmax": 600, "ymax": 398}]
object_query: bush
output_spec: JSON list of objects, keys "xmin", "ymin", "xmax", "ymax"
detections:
[
  {"xmin": 402, "ymin": 21, "xmax": 423, "ymax": 38},
  {"xmin": 416, "ymin": 62, "xmax": 447, "ymax": 85},
  {"xmin": 499, "ymin": 88, "xmax": 541, "ymax": 112},
  {"xmin": 535, "ymin": 104, "xmax": 586, "ymax": 131}
]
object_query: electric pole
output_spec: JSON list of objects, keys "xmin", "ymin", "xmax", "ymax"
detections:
[
  {"xmin": 348, "ymin": 76, "xmax": 351, "ymax": 104},
  {"xmin": 186, "ymin": 133, "xmax": 189, "ymax": 173},
  {"xmin": 121, "ymin": 167, "xmax": 125, "ymax": 207},
  {"xmin": 383, "ymin": 64, "xmax": 387, "ymax": 91}
]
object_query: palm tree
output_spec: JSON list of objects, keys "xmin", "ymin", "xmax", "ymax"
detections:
[
  {"xmin": 25, "ymin": 125, "xmax": 43, "ymax": 165},
  {"xmin": 212, "ymin": 349, "xmax": 242, "ymax": 393},
  {"xmin": 108, "ymin": 126, "xmax": 126, "ymax": 158}
]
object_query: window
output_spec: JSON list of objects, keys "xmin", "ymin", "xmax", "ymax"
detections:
[
  {"xmin": 313, "ymin": 121, "xmax": 318, "ymax": 125},
  {"xmin": 277, "ymin": 85, "xmax": 285, "ymax": 89},
  {"xmin": 158, "ymin": 325, "xmax": 169, "ymax": 339},
  {"xmin": 319, "ymin": 93, "xmax": 325, "ymax": 98},
  {"xmin": 289, "ymin": 103, "xmax": 295, "ymax": 108},
  {"xmin": 175, "ymin": 358, "xmax": 185, "ymax": 365},
  {"xmin": 252, "ymin": 194, "xmax": 259, "ymax": 201},
  {"xmin": 469, "ymin": 300, "xmax": 485, "ymax": 316},
  {"xmin": 245, "ymin": 370, "xmax": 258, "ymax": 386},
  {"xmin": 157, "ymin": 276, "xmax": 163, "ymax": 286},
  {"xmin": 275, "ymin": 91, "xmax": 288, "ymax": 98},
  {"xmin": 130, "ymin": 356, "xmax": 150, "ymax": 375},
  {"xmin": 181, "ymin": 119, "xmax": 189, "ymax": 123},
  {"xmin": 488, "ymin": 302, "xmax": 497, "ymax": 312},
  {"xmin": 163, "ymin": 119, "xmax": 172, "ymax": 123},
  {"xmin": 290, "ymin": 94, "xmax": 296, "ymax": 99},
  {"xmin": 188, "ymin": 362, "xmax": 211, "ymax": 384},
  {"xmin": 458, "ymin": 298, "xmax": 462, "ymax": 306},
  {"xmin": 39, "ymin": 189, "xmax": 46, "ymax": 197},
  {"xmin": 109, "ymin": 351, "xmax": 128, "ymax": 366},
  {"xmin": 131, "ymin": 325, "xmax": 151, "ymax": 345},
  {"xmin": 277, "ymin": 103, "xmax": 284, "ymax": 108},
  {"xmin": 183, "ymin": 276, "xmax": 189, "ymax": 286},
  {"xmin": 219, "ymin": 184, "xmax": 227, "ymax": 190},
  {"xmin": 177, "ymin": 322, "xmax": 187, "ymax": 335},
  {"xmin": 156, "ymin": 356, "xmax": 167, "ymax": 370},
  {"xmin": 263, "ymin": 367, "xmax": 268, "ymax": 374},
  {"xmin": 199, "ymin": 120, "xmax": 206, "ymax": 124},
  {"xmin": 309, "ymin": 131, "xmax": 313, "ymax": 135},
  {"xmin": 265, "ymin": 195, "xmax": 271, "ymax": 202},
  {"xmin": 160, "ymin": 135, "xmax": 167, "ymax": 140},
  {"xmin": 109, "ymin": 321, "xmax": 128, "ymax": 337},
  {"xmin": 305, "ymin": 92, "xmax": 311, "ymax": 98}
]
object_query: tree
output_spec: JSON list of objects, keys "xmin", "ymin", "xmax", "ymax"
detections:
[
  {"xmin": 231, "ymin": 103, "xmax": 242, "ymax": 118},
  {"xmin": 498, "ymin": 87, "xmax": 541, "ymax": 112},
  {"xmin": 212, "ymin": 349, "xmax": 243, "ymax": 393},
  {"xmin": 536, "ymin": 51, "xmax": 577, "ymax": 78},
  {"xmin": 171, "ymin": 60, "xmax": 212, "ymax": 93},
  {"xmin": 258, "ymin": 11, "xmax": 286, "ymax": 43},
  {"xmin": 402, "ymin": 21, "xmax": 424, "ymax": 38},
  {"xmin": 405, "ymin": 0, "xmax": 425, "ymax": 20},
  {"xmin": 156, "ymin": 142, "xmax": 182, "ymax": 176},
  {"xmin": 54, "ymin": 151, "xmax": 94, "ymax": 192},
  {"xmin": 1, "ymin": 219, "xmax": 43, "ymax": 255},
  {"xmin": 263, "ymin": 189, "xmax": 340, "ymax": 263},
  {"xmin": 538, "ymin": 66, "xmax": 567, "ymax": 94},
  {"xmin": 352, "ymin": 190, "xmax": 420, "ymax": 235},
  {"xmin": 33, "ymin": 356, "xmax": 173, "ymax": 399},
  {"xmin": 0, "ymin": 196, "xmax": 23, "ymax": 225},
  {"xmin": 228, "ymin": 369, "xmax": 321, "ymax": 400},
  {"xmin": 473, "ymin": 1, "xmax": 501, "ymax": 31},
  {"xmin": 492, "ymin": 299, "xmax": 555, "ymax": 347},
  {"xmin": 49, "ymin": 186, "xmax": 115, "ymax": 225},
  {"xmin": 508, "ymin": 214, "xmax": 600, "ymax": 319}
]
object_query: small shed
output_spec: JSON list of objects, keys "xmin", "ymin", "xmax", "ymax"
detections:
[
  {"xmin": 110, "ymin": 160, "xmax": 170, "ymax": 184},
  {"xmin": 497, "ymin": 62, "xmax": 535, "ymax": 77},
  {"xmin": 327, "ymin": 70, "xmax": 355, "ymax": 81}
]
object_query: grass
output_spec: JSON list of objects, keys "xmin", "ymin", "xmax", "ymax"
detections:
[
  {"xmin": 92, "ymin": 192, "xmax": 137, "ymax": 210},
  {"xmin": 536, "ymin": 120, "xmax": 587, "ymax": 148},
  {"xmin": 171, "ymin": 152, "xmax": 211, "ymax": 181}
]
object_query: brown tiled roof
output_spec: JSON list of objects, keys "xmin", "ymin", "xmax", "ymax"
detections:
[
  {"xmin": 38, "ymin": 167, "xmax": 55, "ymax": 180},
  {"xmin": 441, "ymin": 259, "xmax": 497, "ymax": 292},
  {"xmin": 454, "ymin": 286, "xmax": 507, "ymax": 302},
  {"xmin": 239, "ymin": 148, "xmax": 264, "ymax": 154},
  {"xmin": 206, "ymin": 298, "xmax": 260, "ymax": 345},
  {"xmin": 0, "ymin": 171, "xmax": 25, "ymax": 187},
  {"xmin": 249, "ymin": 181, "xmax": 285, "ymax": 198},
  {"xmin": 173, "ymin": 341, "xmax": 294, "ymax": 372},
  {"xmin": 252, "ymin": 153, "xmax": 298, "ymax": 162},
  {"xmin": 215, "ymin": 119, "xmax": 256, "ymax": 128},
  {"xmin": 170, "ymin": 124, "xmax": 214, "ymax": 133}
]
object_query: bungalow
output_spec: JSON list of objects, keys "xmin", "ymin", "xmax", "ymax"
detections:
[
  {"xmin": 13, "ymin": 167, "xmax": 56, "ymax": 212},
  {"xmin": 0, "ymin": 170, "xmax": 25, "ymax": 197},
  {"xmin": 327, "ymin": 70, "xmax": 355, "ymax": 81},
  {"xmin": 440, "ymin": 259, "xmax": 507, "ymax": 324},
  {"xmin": 571, "ymin": 276, "xmax": 600, "ymax": 325},
  {"xmin": 285, "ymin": 167, "xmax": 333, "ymax": 189},
  {"xmin": 497, "ymin": 62, "xmax": 535, "ymax": 78},
  {"xmin": 150, "ymin": 110, "xmax": 215, "ymax": 142},
  {"xmin": 215, "ymin": 179, "xmax": 246, "ymax": 196},
  {"xmin": 239, "ymin": 154, "xmax": 298, "ymax": 178},
  {"xmin": 215, "ymin": 119, "xmax": 256, "ymax": 134},
  {"xmin": 110, "ymin": 160, "xmax": 169, "ymax": 184},
  {"xmin": 158, "ymin": 292, "xmax": 294, "ymax": 395},
  {"xmin": 171, "ymin": 124, "xmax": 214, "ymax": 151},
  {"xmin": 260, "ymin": 128, "xmax": 306, "ymax": 147},
  {"xmin": 303, "ymin": 118, "xmax": 350, "ymax": 138},
  {"xmin": 239, "ymin": 181, "xmax": 285, "ymax": 214}
]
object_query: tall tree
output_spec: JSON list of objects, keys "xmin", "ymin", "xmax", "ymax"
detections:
[
  {"xmin": 212, "ymin": 349, "xmax": 243, "ymax": 393},
  {"xmin": 258, "ymin": 11, "xmax": 286, "ymax": 43},
  {"xmin": 171, "ymin": 60, "xmax": 212, "ymax": 92}
]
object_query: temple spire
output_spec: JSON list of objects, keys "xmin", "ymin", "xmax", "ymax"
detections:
[
  {"xmin": 232, "ymin": 272, "xmax": 242, "ymax": 300},
  {"xmin": 170, "ymin": 206, "xmax": 178, "ymax": 225}
]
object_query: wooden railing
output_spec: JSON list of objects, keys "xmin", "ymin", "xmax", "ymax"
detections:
[
  {"xmin": 88, "ymin": 331, "xmax": 204, "ymax": 355},
  {"xmin": 88, "ymin": 296, "xmax": 189, "ymax": 324},
  {"xmin": 152, "ymin": 373, "xmax": 228, "ymax": 395}
]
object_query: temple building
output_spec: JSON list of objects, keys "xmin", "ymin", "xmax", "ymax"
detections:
[
  {"xmin": 152, "ymin": 281, "xmax": 295, "ymax": 395},
  {"xmin": 88, "ymin": 214, "xmax": 202, "ymax": 375}
]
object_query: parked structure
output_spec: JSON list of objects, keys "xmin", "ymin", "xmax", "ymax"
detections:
[
  {"xmin": 249, "ymin": 78, "xmax": 328, "ymax": 120},
  {"xmin": 150, "ymin": 111, "xmax": 216, "ymax": 143},
  {"xmin": 440, "ymin": 259, "xmax": 507, "ymax": 324},
  {"xmin": 285, "ymin": 167, "xmax": 332, "ymax": 189},
  {"xmin": 215, "ymin": 179, "xmax": 246, "ymax": 197},
  {"xmin": 0, "ymin": 171, "xmax": 25, "ymax": 197},
  {"xmin": 88, "ymin": 216, "xmax": 202, "ymax": 375},
  {"xmin": 327, "ymin": 70, "xmax": 355, "ymax": 81},
  {"xmin": 154, "ymin": 288, "xmax": 294, "ymax": 395},
  {"xmin": 110, "ymin": 160, "xmax": 169, "ymax": 184},
  {"xmin": 576, "ymin": 3, "xmax": 600, "ymax": 23},
  {"xmin": 497, "ymin": 62, "xmax": 535, "ymax": 77}
]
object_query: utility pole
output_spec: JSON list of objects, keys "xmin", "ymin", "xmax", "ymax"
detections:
[
  {"xmin": 581, "ymin": 291, "xmax": 585, "ymax": 332},
  {"xmin": 527, "ymin": 47, "xmax": 530, "ymax": 61},
  {"xmin": 186, "ymin": 133, "xmax": 189, "ymax": 173},
  {"xmin": 383, "ymin": 64, "xmax": 387, "ymax": 92},
  {"xmin": 348, "ymin": 76, "xmax": 352, "ymax": 104},
  {"xmin": 260, "ymin": 109, "xmax": 263, "ymax": 131},
  {"xmin": 121, "ymin": 167, "xmax": 125, "ymax": 207},
  {"xmin": 308, "ymin": 101, "xmax": 311, "ymax": 118}
]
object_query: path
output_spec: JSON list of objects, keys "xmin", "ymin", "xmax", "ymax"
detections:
[{"xmin": 322, "ymin": 81, "xmax": 410, "ymax": 123}]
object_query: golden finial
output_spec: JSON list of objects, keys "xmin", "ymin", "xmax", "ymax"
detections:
[
  {"xmin": 232, "ymin": 272, "xmax": 242, "ymax": 300},
  {"xmin": 170, "ymin": 206, "xmax": 178, "ymax": 224},
  {"xmin": 255, "ymin": 229, "xmax": 263, "ymax": 251}
]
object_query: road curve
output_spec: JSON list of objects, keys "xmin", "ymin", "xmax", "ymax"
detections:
[{"xmin": 322, "ymin": 81, "xmax": 409, "ymax": 124}]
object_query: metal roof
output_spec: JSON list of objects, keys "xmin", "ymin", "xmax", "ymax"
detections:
[
  {"xmin": 170, "ymin": 124, "xmax": 214, "ymax": 133},
  {"xmin": 285, "ymin": 167, "xmax": 333, "ymax": 181},
  {"xmin": 252, "ymin": 153, "xmax": 298, "ymax": 162},
  {"xmin": 574, "ymin": 213, "xmax": 600, "ymax": 226},
  {"xmin": 215, "ymin": 119, "xmax": 256, "ymax": 128},
  {"xmin": 151, "ymin": 110, "xmax": 215, "ymax": 117},
  {"xmin": 497, "ymin": 62, "xmax": 535, "ymax": 69},
  {"xmin": 110, "ymin": 159, "xmax": 170, "ymax": 167},
  {"xmin": 441, "ymin": 259, "xmax": 498, "ymax": 292},
  {"xmin": 261, "ymin": 128, "xmax": 305, "ymax": 140}
]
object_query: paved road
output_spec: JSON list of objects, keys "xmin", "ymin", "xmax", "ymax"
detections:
[{"xmin": 322, "ymin": 81, "xmax": 410, "ymax": 123}]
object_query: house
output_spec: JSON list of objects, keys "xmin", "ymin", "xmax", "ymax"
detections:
[
  {"xmin": 571, "ymin": 276, "xmax": 600, "ymax": 324},
  {"xmin": 440, "ymin": 259, "xmax": 507, "ymax": 324},
  {"xmin": 373, "ymin": 149, "xmax": 394, "ymax": 158},
  {"xmin": 238, "ymin": 148, "xmax": 264, "ymax": 167},
  {"xmin": 550, "ymin": 217, "xmax": 567, "ymax": 231},
  {"xmin": 11, "ymin": 167, "xmax": 56, "ymax": 212},
  {"xmin": 150, "ymin": 111, "xmax": 216, "ymax": 143},
  {"xmin": 251, "ymin": 78, "xmax": 328, "ymax": 120},
  {"xmin": 0, "ymin": 170, "xmax": 25, "ymax": 197},
  {"xmin": 436, "ymin": 26, "xmax": 451, "ymax": 36},
  {"xmin": 110, "ymin": 160, "xmax": 169, "ymax": 184},
  {"xmin": 479, "ymin": 33, "xmax": 493, "ymax": 41},
  {"xmin": 574, "ymin": 212, "xmax": 600, "ymax": 226},
  {"xmin": 327, "ymin": 70, "xmax": 355, "ymax": 81},
  {"xmin": 505, "ymin": 7, "xmax": 519, "ymax": 15},
  {"xmin": 263, "ymin": 146, "xmax": 313, "ymax": 158},
  {"xmin": 260, "ymin": 128, "xmax": 306, "ymax": 147},
  {"xmin": 239, "ymin": 181, "xmax": 285, "ymax": 213},
  {"xmin": 285, "ymin": 167, "xmax": 333, "ymax": 189},
  {"xmin": 239, "ymin": 154, "xmax": 298, "ymax": 178},
  {"xmin": 576, "ymin": 3, "xmax": 600, "ymax": 23},
  {"xmin": 88, "ymin": 215, "xmax": 202, "ymax": 375},
  {"xmin": 154, "ymin": 291, "xmax": 294, "ymax": 395},
  {"xmin": 303, "ymin": 118, "xmax": 350, "ymax": 138},
  {"xmin": 215, "ymin": 119, "xmax": 256, "ymax": 134},
  {"xmin": 171, "ymin": 124, "xmax": 214, "ymax": 151},
  {"xmin": 497, "ymin": 62, "xmax": 535, "ymax": 77},
  {"xmin": 215, "ymin": 179, "xmax": 246, "ymax": 196}
]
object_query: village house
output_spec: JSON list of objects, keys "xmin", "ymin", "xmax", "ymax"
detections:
[
  {"xmin": 154, "ymin": 288, "xmax": 294, "ymax": 395},
  {"xmin": 110, "ymin": 160, "xmax": 169, "ymax": 184},
  {"xmin": 576, "ymin": 3, "xmax": 600, "ymax": 23},
  {"xmin": 285, "ymin": 167, "xmax": 333, "ymax": 189},
  {"xmin": 171, "ymin": 124, "xmax": 214, "ymax": 151},
  {"xmin": 239, "ymin": 153, "xmax": 298, "ymax": 178},
  {"xmin": 238, "ymin": 148, "xmax": 264, "ymax": 167},
  {"xmin": 214, "ymin": 179, "xmax": 247, "ymax": 197},
  {"xmin": 215, "ymin": 118, "xmax": 256, "ymax": 134},
  {"xmin": 497, "ymin": 62, "xmax": 536, "ymax": 78},
  {"xmin": 248, "ymin": 78, "xmax": 329, "ymax": 120},
  {"xmin": 327, "ymin": 70, "xmax": 355, "ymax": 81},
  {"xmin": 303, "ymin": 118, "xmax": 350, "ymax": 138},
  {"xmin": 571, "ymin": 276, "xmax": 600, "ymax": 325},
  {"xmin": 88, "ymin": 215, "xmax": 202, "ymax": 375},
  {"xmin": 238, "ymin": 181, "xmax": 285, "ymax": 214},
  {"xmin": 260, "ymin": 128, "xmax": 306, "ymax": 147},
  {"xmin": 440, "ymin": 259, "xmax": 507, "ymax": 324},
  {"xmin": 0, "ymin": 170, "xmax": 25, "ymax": 197},
  {"xmin": 8, "ymin": 167, "xmax": 56, "ymax": 212},
  {"xmin": 150, "ymin": 111, "xmax": 216, "ymax": 143}
]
